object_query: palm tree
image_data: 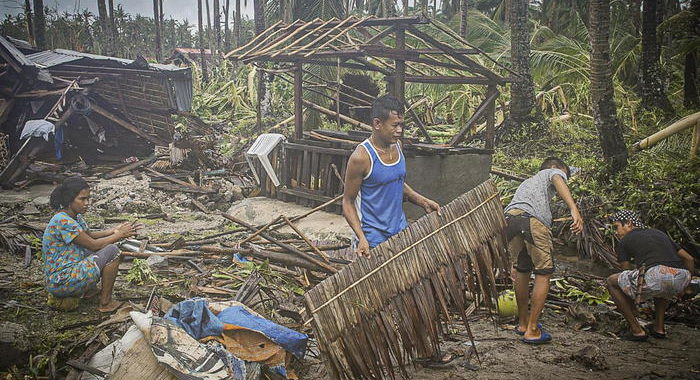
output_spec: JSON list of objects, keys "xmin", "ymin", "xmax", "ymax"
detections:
[
  {"xmin": 153, "ymin": 0, "xmax": 162, "ymax": 61},
  {"xmin": 23, "ymin": 0, "xmax": 34, "ymax": 46},
  {"xmin": 509, "ymin": 0, "xmax": 538, "ymax": 123},
  {"xmin": 198, "ymin": 0, "xmax": 209, "ymax": 82},
  {"xmin": 97, "ymin": 0, "xmax": 114, "ymax": 55},
  {"xmin": 234, "ymin": 0, "xmax": 241, "ymax": 48},
  {"xmin": 213, "ymin": 0, "xmax": 221, "ymax": 53},
  {"xmin": 640, "ymin": 0, "xmax": 673, "ymax": 113},
  {"xmin": 32, "ymin": 0, "xmax": 46, "ymax": 49},
  {"xmin": 254, "ymin": 0, "xmax": 267, "ymax": 129},
  {"xmin": 460, "ymin": 0, "xmax": 468, "ymax": 38},
  {"xmin": 590, "ymin": 0, "xmax": 627, "ymax": 172}
]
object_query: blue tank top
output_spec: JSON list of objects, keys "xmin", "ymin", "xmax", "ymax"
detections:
[{"xmin": 355, "ymin": 139, "xmax": 408, "ymax": 248}]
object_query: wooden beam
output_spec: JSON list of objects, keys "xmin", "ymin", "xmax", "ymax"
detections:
[
  {"xmin": 385, "ymin": 75, "xmax": 491, "ymax": 85},
  {"xmin": 90, "ymin": 103, "xmax": 166, "ymax": 145},
  {"xmin": 280, "ymin": 15, "xmax": 428, "ymax": 30},
  {"xmin": 448, "ymin": 88, "xmax": 500, "ymax": 146},
  {"xmin": 302, "ymin": 100, "xmax": 372, "ymax": 131},
  {"xmin": 294, "ymin": 62, "xmax": 303, "ymax": 139},
  {"xmin": 395, "ymin": 27, "xmax": 406, "ymax": 102},
  {"xmin": 405, "ymin": 26, "xmax": 505, "ymax": 85}
]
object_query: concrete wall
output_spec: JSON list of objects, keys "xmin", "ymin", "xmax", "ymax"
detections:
[{"xmin": 404, "ymin": 153, "xmax": 492, "ymax": 220}]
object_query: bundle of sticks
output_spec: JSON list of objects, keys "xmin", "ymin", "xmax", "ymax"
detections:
[{"xmin": 304, "ymin": 180, "xmax": 509, "ymax": 379}]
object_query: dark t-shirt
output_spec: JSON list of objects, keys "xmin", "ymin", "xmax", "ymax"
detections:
[{"xmin": 616, "ymin": 228, "xmax": 685, "ymax": 269}]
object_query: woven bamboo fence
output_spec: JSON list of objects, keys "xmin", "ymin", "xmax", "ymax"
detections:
[{"xmin": 304, "ymin": 180, "xmax": 509, "ymax": 379}]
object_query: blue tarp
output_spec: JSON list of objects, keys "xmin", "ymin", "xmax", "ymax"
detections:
[
  {"xmin": 217, "ymin": 305, "xmax": 308, "ymax": 359},
  {"xmin": 164, "ymin": 298, "xmax": 224, "ymax": 340}
]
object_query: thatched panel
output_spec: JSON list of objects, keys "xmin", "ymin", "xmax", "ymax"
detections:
[{"xmin": 304, "ymin": 180, "xmax": 508, "ymax": 379}]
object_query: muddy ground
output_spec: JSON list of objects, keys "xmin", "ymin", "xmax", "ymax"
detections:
[{"xmin": 1, "ymin": 177, "xmax": 699, "ymax": 379}]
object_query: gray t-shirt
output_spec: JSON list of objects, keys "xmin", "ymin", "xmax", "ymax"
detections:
[{"xmin": 504, "ymin": 168, "xmax": 568, "ymax": 227}]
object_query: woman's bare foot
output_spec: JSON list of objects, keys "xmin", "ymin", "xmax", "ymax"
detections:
[
  {"xmin": 97, "ymin": 300, "xmax": 123, "ymax": 313},
  {"xmin": 83, "ymin": 287, "xmax": 100, "ymax": 299}
]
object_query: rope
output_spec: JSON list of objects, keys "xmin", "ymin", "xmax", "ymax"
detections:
[{"xmin": 307, "ymin": 192, "xmax": 499, "ymax": 321}]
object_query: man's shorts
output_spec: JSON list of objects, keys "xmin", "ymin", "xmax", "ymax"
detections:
[
  {"xmin": 505, "ymin": 209, "xmax": 554, "ymax": 275},
  {"xmin": 618, "ymin": 264, "xmax": 691, "ymax": 300}
]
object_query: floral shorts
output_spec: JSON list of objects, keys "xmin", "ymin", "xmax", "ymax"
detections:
[{"xmin": 618, "ymin": 265, "xmax": 691, "ymax": 301}]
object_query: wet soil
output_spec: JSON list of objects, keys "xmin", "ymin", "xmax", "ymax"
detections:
[{"xmin": 1, "ymin": 179, "xmax": 698, "ymax": 379}]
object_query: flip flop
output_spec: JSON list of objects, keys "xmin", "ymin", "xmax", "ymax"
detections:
[
  {"xmin": 522, "ymin": 331, "xmax": 552, "ymax": 345},
  {"xmin": 649, "ymin": 331, "xmax": 666, "ymax": 339},
  {"xmin": 514, "ymin": 323, "xmax": 543, "ymax": 336}
]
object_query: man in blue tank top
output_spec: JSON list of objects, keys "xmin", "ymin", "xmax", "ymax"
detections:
[{"xmin": 342, "ymin": 95, "xmax": 441, "ymax": 257}]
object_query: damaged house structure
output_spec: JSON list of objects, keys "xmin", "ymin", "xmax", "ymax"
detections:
[
  {"xmin": 0, "ymin": 36, "xmax": 194, "ymax": 187},
  {"xmin": 225, "ymin": 15, "xmax": 514, "ymax": 218}
]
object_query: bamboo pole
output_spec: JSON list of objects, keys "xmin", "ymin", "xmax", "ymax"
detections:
[
  {"xmin": 631, "ymin": 111, "xmax": 700, "ymax": 151},
  {"xmin": 281, "ymin": 215, "xmax": 332, "ymax": 263},
  {"xmin": 692, "ymin": 120, "xmax": 700, "ymax": 159},
  {"xmin": 221, "ymin": 213, "xmax": 338, "ymax": 273}
]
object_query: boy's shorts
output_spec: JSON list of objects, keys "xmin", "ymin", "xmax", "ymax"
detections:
[
  {"xmin": 618, "ymin": 265, "xmax": 691, "ymax": 300},
  {"xmin": 505, "ymin": 209, "xmax": 554, "ymax": 275}
]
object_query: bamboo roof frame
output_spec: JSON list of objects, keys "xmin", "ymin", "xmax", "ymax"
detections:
[{"xmin": 225, "ymin": 15, "xmax": 513, "ymax": 147}]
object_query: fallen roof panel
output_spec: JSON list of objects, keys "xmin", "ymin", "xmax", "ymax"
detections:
[{"xmin": 27, "ymin": 49, "xmax": 190, "ymax": 73}]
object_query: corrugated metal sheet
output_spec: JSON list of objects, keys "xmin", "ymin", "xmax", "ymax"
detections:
[
  {"xmin": 172, "ymin": 78, "xmax": 193, "ymax": 112},
  {"xmin": 0, "ymin": 35, "xmax": 38, "ymax": 68},
  {"xmin": 0, "ymin": 35, "xmax": 52, "ymax": 83},
  {"xmin": 26, "ymin": 50, "xmax": 82, "ymax": 68},
  {"xmin": 27, "ymin": 48, "xmax": 190, "ymax": 73}
]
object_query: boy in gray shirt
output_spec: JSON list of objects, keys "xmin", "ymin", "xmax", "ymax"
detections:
[{"xmin": 505, "ymin": 157, "xmax": 583, "ymax": 344}]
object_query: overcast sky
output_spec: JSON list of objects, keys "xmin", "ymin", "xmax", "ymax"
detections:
[{"xmin": 1, "ymin": 0, "xmax": 255, "ymax": 24}]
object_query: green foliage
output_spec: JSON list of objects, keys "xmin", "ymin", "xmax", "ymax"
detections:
[
  {"xmin": 125, "ymin": 259, "xmax": 158, "ymax": 285},
  {"xmin": 553, "ymin": 278, "xmax": 612, "ymax": 305}
]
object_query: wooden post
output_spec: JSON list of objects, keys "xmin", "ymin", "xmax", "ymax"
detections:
[
  {"xmin": 394, "ymin": 27, "xmax": 406, "ymax": 102},
  {"xmin": 485, "ymin": 83, "xmax": 497, "ymax": 150},
  {"xmin": 294, "ymin": 61, "xmax": 303, "ymax": 139}
]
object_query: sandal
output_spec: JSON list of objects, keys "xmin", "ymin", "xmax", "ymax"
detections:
[
  {"xmin": 522, "ymin": 331, "xmax": 552, "ymax": 345},
  {"xmin": 514, "ymin": 323, "xmax": 543, "ymax": 336},
  {"xmin": 649, "ymin": 330, "xmax": 666, "ymax": 339}
]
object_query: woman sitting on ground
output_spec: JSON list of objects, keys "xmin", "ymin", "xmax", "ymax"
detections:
[{"xmin": 43, "ymin": 176, "xmax": 141, "ymax": 312}]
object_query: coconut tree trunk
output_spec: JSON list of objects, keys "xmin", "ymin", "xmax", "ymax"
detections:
[
  {"xmin": 460, "ymin": 0, "xmax": 468, "ymax": 38},
  {"xmin": 254, "ymin": 0, "xmax": 268, "ymax": 130},
  {"xmin": 224, "ymin": 0, "xmax": 230, "ymax": 51},
  {"xmin": 213, "ymin": 0, "xmax": 221, "ymax": 54},
  {"xmin": 590, "ymin": 0, "xmax": 628, "ymax": 172},
  {"xmin": 198, "ymin": 0, "xmax": 209, "ymax": 82},
  {"xmin": 32, "ymin": 0, "xmax": 46, "ymax": 50},
  {"xmin": 640, "ymin": 0, "xmax": 673, "ymax": 113},
  {"xmin": 685, "ymin": 53, "xmax": 700, "ymax": 108},
  {"xmin": 24, "ymin": 0, "xmax": 34, "ymax": 46},
  {"xmin": 153, "ymin": 0, "xmax": 162, "ymax": 61},
  {"xmin": 108, "ymin": 0, "xmax": 117, "ymax": 54},
  {"xmin": 403, "ymin": 0, "xmax": 408, "ymax": 15},
  {"xmin": 509, "ymin": 0, "xmax": 537, "ymax": 124},
  {"xmin": 97, "ymin": 0, "xmax": 114, "ymax": 56},
  {"xmin": 205, "ymin": 0, "xmax": 213, "ymax": 51},
  {"xmin": 234, "ymin": 0, "xmax": 241, "ymax": 48}
]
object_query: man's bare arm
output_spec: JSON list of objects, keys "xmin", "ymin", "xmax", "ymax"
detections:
[
  {"xmin": 342, "ymin": 147, "xmax": 371, "ymax": 256},
  {"xmin": 677, "ymin": 248, "xmax": 696, "ymax": 273},
  {"xmin": 552, "ymin": 175, "xmax": 583, "ymax": 234},
  {"xmin": 403, "ymin": 183, "xmax": 441, "ymax": 215}
]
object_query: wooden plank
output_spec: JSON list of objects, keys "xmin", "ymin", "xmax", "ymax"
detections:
[
  {"xmin": 278, "ymin": 187, "xmax": 342, "ymax": 205},
  {"xmin": 310, "ymin": 151, "xmax": 320, "ymax": 190},
  {"xmin": 144, "ymin": 167, "xmax": 212, "ymax": 192},
  {"xmin": 284, "ymin": 142, "xmax": 354, "ymax": 156},
  {"xmin": 294, "ymin": 62, "xmax": 303, "ymax": 139},
  {"xmin": 103, "ymin": 155, "xmax": 157, "ymax": 179},
  {"xmin": 90, "ymin": 103, "xmax": 166, "ymax": 146}
]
